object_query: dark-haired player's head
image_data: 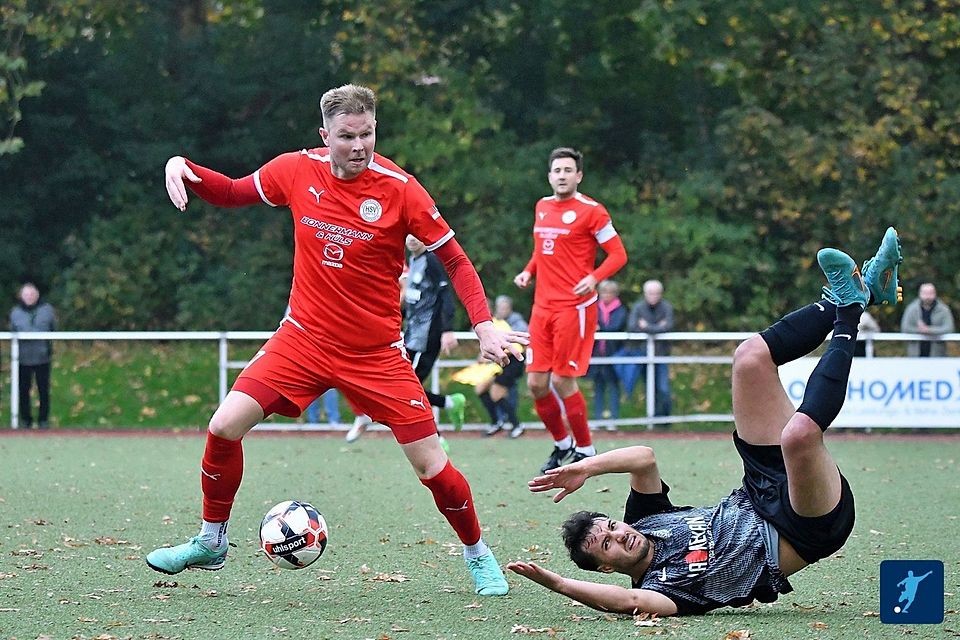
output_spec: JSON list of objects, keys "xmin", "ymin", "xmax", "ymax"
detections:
[
  {"xmin": 562, "ymin": 510, "xmax": 652, "ymax": 575},
  {"xmin": 547, "ymin": 147, "xmax": 583, "ymax": 199}
]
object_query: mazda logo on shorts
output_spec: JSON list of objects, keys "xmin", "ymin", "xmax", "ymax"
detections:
[{"xmin": 323, "ymin": 244, "xmax": 344, "ymax": 261}]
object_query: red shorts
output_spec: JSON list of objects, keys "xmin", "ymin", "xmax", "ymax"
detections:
[
  {"xmin": 526, "ymin": 298, "xmax": 598, "ymax": 377},
  {"xmin": 234, "ymin": 320, "xmax": 436, "ymax": 444}
]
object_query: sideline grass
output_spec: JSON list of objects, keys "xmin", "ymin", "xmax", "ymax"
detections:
[{"xmin": 0, "ymin": 433, "xmax": 956, "ymax": 639}]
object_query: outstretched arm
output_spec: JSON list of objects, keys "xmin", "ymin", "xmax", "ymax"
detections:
[
  {"xmin": 165, "ymin": 156, "xmax": 261, "ymax": 211},
  {"xmin": 528, "ymin": 445, "xmax": 662, "ymax": 502},
  {"xmin": 506, "ymin": 561, "xmax": 678, "ymax": 616}
]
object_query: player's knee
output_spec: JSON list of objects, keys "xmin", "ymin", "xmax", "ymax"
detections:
[
  {"xmin": 780, "ymin": 417, "xmax": 822, "ymax": 456},
  {"xmin": 527, "ymin": 378, "xmax": 550, "ymax": 398},
  {"xmin": 733, "ymin": 336, "xmax": 771, "ymax": 376}
]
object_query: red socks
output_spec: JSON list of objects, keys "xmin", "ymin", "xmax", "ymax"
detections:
[
  {"xmin": 534, "ymin": 393, "xmax": 568, "ymax": 441},
  {"xmin": 420, "ymin": 460, "xmax": 482, "ymax": 545},
  {"xmin": 562, "ymin": 391, "xmax": 591, "ymax": 447},
  {"xmin": 201, "ymin": 431, "xmax": 244, "ymax": 522}
]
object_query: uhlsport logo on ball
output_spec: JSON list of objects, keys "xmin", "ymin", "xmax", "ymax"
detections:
[{"xmin": 260, "ymin": 500, "xmax": 328, "ymax": 569}]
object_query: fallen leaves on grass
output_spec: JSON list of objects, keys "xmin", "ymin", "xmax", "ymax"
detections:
[
  {"xmin": 337, "ymin": 616, "xmax": 371, "ymax": 624},
  {"xmin": 369, "ymin": 573, "xmax": 410, "ymax": 583},
  {"xmin": 862, "ymin": 611, "xmax": 880, "ymax": 617},
  {"xmin": 11, "ymin": 549, "xmax": 42, "ymax": 557},
  {"xmin": 510, "ymin": 624, "xmax": 562, "ymax": 635},
  {"xmin": 95, "ymin": 536, "xmax": 130, "ymax": 545},
  {"xmin": 0, "ymin": 572, "xmax": 15, "ymax": 579},
  {"xmin": 153, "ymin": 580, "xmax": 178, "ymax": 588},
  {"xmin": 595, "ymin": 487, "xmax": 610, "ymax": 493},
  {"xmin": 467, "ymin": 616, "xmax": 488, "ymax": 622},
  {"xmin": 464, "ymin": 602, "xmax": 483, "ymax": 609},
  {"xmin": 390, "ymin": 624, "xmax": 410, "ymax": 632},
  {"xmin": 811, "ymin": 621, "xmax": 828, "ymax": 630},
  {"xmin": 634, "ymin": 613, "xmax": 661, "ymax": 627},
  {"xmin": 723, "ymin": 631, "xmax": 751, "ymax": 640}
]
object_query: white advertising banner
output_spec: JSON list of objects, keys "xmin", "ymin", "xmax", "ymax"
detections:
[{"xmin": 778, "ymin": 358, "xmax": 960, "ymax": 428}]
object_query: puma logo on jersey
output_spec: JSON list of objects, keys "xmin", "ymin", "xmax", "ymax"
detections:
[
  {"xmin": 538, "ymin": 211, "xmax": 547, "ymax": 220},
  {"xmin": 409, "ymin": 397, "xmax": 426, "ymax": 409},
  {"xmin": 308, "ymin": 186, "xmax": 325, "ymax": 203},
  {"xmin": 445, "ymin": 500, "xmax": 469, "ymax": 512}
]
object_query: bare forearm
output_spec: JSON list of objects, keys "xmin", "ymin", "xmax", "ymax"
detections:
[
  {"xmin": 579, "ymin": 446, "xmax": 655, "ymax": 478},
  {"xmin": 554, "ymin": 577, "xmax": 676, "ymax": 616}
]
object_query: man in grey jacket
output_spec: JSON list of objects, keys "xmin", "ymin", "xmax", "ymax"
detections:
[
  {"xmin": 9, "ymin": 283, "xmax": 56, "ymax": 428},
  {"xmin": 900, "ymin": 282, "xmax": 955, "ymax": 357}
]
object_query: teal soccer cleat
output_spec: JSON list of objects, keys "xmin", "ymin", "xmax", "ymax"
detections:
[
  {"xmin": 466, "ymin": 551, "xmax": 509, "ymax": 596},
  {"xmin": 862, "ymin": 226, "xmax": 903, "ymax": 306},
  {"xmin": 145, "ymin": 537, "xmax": 227, "ymax": 575},
  {"xmin": 818, "ymin": 248, "xmax": 869, "ymax": 309}
]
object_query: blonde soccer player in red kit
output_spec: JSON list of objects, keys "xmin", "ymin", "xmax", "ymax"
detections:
[
  {"xmin": 514, "ymin": 148, "xmax": 627, "ymax": 474},
  {"xmin": 146, "ymin": 84, "xmax": 526, "ymax": 597}
]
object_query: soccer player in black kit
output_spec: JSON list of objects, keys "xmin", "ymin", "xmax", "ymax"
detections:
[{"xmin": 507, "ymin": 229, "xmax": 903, "ymax": 615}]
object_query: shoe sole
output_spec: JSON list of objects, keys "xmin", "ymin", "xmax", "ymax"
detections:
[{"xmin": 145, "ymin": 558, "xmax": 225, "ymax": 575}]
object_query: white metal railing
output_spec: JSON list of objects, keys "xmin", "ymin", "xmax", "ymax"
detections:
[{"xmin": 2, "ymin": 330, "xmax": 958, "ymax": 429}]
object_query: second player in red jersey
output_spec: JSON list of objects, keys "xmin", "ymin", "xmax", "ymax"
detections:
[
  {"xmin": 147, "ymin": 84, "xmax": 526, "ymax": 598},
  {"xmin": 514, "ymin": 147, "xmax": 627, "ymax": 474}
]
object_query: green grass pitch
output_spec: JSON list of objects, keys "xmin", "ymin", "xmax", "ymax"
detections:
[{"xmin": 0, "ymin": 432, "xmax": 956, "ymax": 639}]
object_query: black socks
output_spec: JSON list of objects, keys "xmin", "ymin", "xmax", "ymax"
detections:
[
  {"xmin": 760, "ymin": 300, "xmax": 839, "ymax": 365},
  {"xmin": 797, "ymin": 305, "xmax": 860, "ymax": 430}
]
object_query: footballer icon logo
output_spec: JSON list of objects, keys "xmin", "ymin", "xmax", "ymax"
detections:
[
  {"xmin": 562, "ymin": 210, "xmax": 577, "ymax": 224},
  {"xmin": 323, "ymin": 243, "xmax": 344, "ymax": 261},
  {"xmin": 359, "ymin": 198, "xmax": 383, "ymax": 223}
]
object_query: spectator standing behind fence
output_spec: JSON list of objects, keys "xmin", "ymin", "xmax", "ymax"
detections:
[
  {"xmin": 9, "ymin": 283, "xmax": 56, "ymax": 429},
  {"xmin": 900, "ymin": 283, "xmax": 955, "ymax": 357},
  {"xmin": 626, "ymin": 280, "xmax": 674, "ymax": 418},
  {"xmin": 588, "ymin": 280, "xmax": 627, "ymax": 423},
  {"xmin": 854, "ymin": 310, "xmax": 880, "ymax": 357},
  {"xmin": 305, "ymin": 389, "xmax": 341, "ymax": 426},
  {"xmin": 514, "ymin": 147, "xmax": 628, "ymax": 474},
  {"xmin": 480, "ymin": 295, "xmax": 527, "ymax": 438}
]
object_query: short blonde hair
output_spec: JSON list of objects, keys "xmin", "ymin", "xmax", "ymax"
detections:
[{"xmin": 319, "ymin": 84, "xmax": 376, "ymax": 128}]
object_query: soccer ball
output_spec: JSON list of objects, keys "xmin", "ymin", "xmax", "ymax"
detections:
[{"xmin": 259, "ymin": 500, "xmax": 328, "ymax": 569}]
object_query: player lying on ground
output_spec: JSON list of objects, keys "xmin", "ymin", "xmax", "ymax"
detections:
[
  {"xmin": 145, "ymin": 84, "xmax": 526, "ymax": 596},
  {"xmin": 507, "ymin": 228, "xmax": 902, "ymax": 615}
]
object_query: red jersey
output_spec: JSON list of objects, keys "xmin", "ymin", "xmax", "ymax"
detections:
[
  {"xmin": 528, "ymin": 192, "xmax": 618, "ymax": 309},
  {"xmin": 255, "ymin": 148, "xmax": 453, "ymax": 350}
]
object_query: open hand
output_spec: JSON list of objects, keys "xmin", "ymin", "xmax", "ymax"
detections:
[
  {"xmin": 475, "ymin": 320, "xmax": 529, "ymax": 367},
  {"xmin": 528, "ymin": 463, "xmax": 589, "ymax": 502},
  {"xmin": 506, "ymin": 561, "xmax": 563, "ymax": 590},
  {"xmin": 165, "ymin": 156, "xmax": 201, "ymax": 211}
]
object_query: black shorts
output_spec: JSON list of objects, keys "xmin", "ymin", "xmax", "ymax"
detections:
[
  {"xmin": 493, "ymin": 355, "xmax": 525, "ymax": 387},
  {"xmin": 733, "ymin": 431, "xmax": 855, "ymax": 564}
]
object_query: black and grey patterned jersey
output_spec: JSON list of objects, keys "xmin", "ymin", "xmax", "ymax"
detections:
[{"xmin": 625, "ymin": 482, "xmax": 793, "ymax": 615}]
